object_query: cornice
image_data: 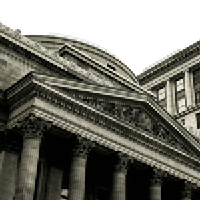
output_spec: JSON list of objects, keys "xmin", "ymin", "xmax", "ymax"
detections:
[
  {"xmin": 6, "ymin": 72, "xmax": 200, "ymax": 157},
  {"xmin": 138, "ymin": 40, "xmax": 200, "ymax": 84},
  {"xmin": 5, "ymin": 73, "xmax": 200, "ymax": 171},
  {"xmin": 0, "ymin": 21, "xmax": 154, "ymax": 97},
  {"xmin": 7, "ymin": 105, "xmax": 200, "ymax": 187}
]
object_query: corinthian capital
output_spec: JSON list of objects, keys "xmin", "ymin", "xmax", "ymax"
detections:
[
  {"xmin": 73, "ymin": 135, "xmax": 95, "ymax": 158},
  {"xmin": 182, "ymin": 181, "xmax": 196, "ymax": 199},
  {"xmin": 17, "ymin": 114, "xmax": 52, "ymax": 139},
  {"xmin": 151, "ymin": 168, "xmax": 167, "ymax": 186},
  {"xmin": 114, "ymin": 152, "xmax": 132, "ymax": 174}
]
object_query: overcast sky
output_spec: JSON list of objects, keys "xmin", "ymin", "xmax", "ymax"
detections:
[{"xmin": 1, "ymin": 0, "xmax": 200, "ymax": 75}]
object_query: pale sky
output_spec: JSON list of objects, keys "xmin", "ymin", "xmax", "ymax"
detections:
[{"xmin": 1, "ymin": 0, "xmax": 200, "ymax": 75}]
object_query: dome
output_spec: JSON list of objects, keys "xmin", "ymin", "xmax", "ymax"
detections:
[{"xmin": 26, "ymin": 35, "xmax": 138, "ymax": 84}]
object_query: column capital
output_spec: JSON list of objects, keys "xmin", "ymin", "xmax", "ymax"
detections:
[
  {"xmin": 73, "ymin": 136, "xmax": 95, "ymax": 158},
  {"xmin": 16, "ymin": 114, "xmax": 52, "ymax": 140},
  {"xmin": 182, "ymin": 181, "xmax": 196, "ymax": 199},
  {"xmin": 114, "ymin": 152, "xmax": 132, "ymax": 174},
  {"xmin": 151, "ymin": 168, "xmax": 167, "ymax": 186}
]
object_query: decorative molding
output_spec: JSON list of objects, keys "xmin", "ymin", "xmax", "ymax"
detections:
[
  {"xmin": 7, "ymin": 105, "xmax": 200, "ymax": 186},
  {"xmin": 0, "ymin": 21, "xmax": 127, "ymax": 89},
  {"xmin": 16, "ymin": 113, "xmax": 51, "ymax": 139},
  {"xmin": 114, "ymin": 152, "xmax": 132, "ymax": 174},
  {"xmin": 73, "ymin": 135, "xmax": 95, "ymax": 159},
  {"xmin": 151, "ymin": 168, "xmax": 167, "ymax": 186},
  {"xmin": 182, "ymin": 181, "xmax": 196, "ymax": 199}
]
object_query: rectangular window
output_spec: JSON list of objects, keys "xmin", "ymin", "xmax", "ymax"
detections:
[
  {"xmin": 158, "ymin": 87, "xmax": 166, "ymax": 101},
  {"xmin": 196, "ymin": 113, "xmax": 200, "ymax": 129},
  {"xmin": 175, "ymin": 77, "xmax": 186, "ymax": 113},
  {"xmin": 177, "ymin": 98, "xmax": 186, "ymax": 113},
  {"xmin": 193, "ymin": 68, "xmax": 200, "ymax": 105},
  {"xmin": 176, "ymin": 78, "xmax": 184, "ymax": 92}
]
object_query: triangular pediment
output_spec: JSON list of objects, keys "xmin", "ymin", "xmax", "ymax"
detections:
[{"xmin": 32, "ymin": 73, "xmax": 200, "ymax": 162}]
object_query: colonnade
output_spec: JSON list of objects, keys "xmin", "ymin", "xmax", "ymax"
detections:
[{"xmin": 11, "ymin": 119, "xmax": 197, "ymax": 200}]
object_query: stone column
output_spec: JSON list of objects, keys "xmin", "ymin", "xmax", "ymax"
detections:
[
  {"xmin": 110, "ymin": 153, "xmax": 130, "ymax": 200},
  {"xmin": 0, "ymin": 151, "xmax": 18, "ymax": 200},
  {"xmin": 14, "ymin": 114, "xmax": 51, "ymax": 200},
  {"xmin": 150, "ymin": 169, "xmax": 165, "ymax": 200},
  {"xmin": 68, "ymin": 136, "xmax": 94, "ymax": 200},
  {"xmin": 185, "ymin": 70, "xmax": 194, "ymax": 108},
  {"xmin": 167, "ymin": 80, "xmax": 176, "ymax": 115},
  {"xmin": 181, "ymin": 181, "xmax": 194, "ymax": 200}
]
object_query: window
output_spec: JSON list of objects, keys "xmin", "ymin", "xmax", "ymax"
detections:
[
  {"xmin": 196, "ymin": 113, "xmax": 200, "ymax": 129},
  {"xmin": 193, "ymin": 68, "xmax": 200, "ymax": 104},
  {"xmin": 176, "ymin": 78, "xmax": 184, "ymax": 92},
  {"xmin": 158, "ymin": 87, "xmax": 166, "ymax": 101},
  {"xmin": 177, "ymin": 98, "xmax": 186, "ymax": 113}
]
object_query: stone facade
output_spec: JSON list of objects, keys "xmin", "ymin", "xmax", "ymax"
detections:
[{"xmin": 1, "ymin": 21, "xmax": 200, "ymax": 200}]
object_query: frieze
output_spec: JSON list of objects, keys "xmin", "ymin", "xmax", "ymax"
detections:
[
  {"xmin": 7, "ymin": 77, "xmax": 198, "ymax": 161},
  {"xmin": 67, "ymin": 92, "xmax": 197, "ymax": 157}
]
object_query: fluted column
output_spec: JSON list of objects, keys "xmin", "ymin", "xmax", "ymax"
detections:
[
  {"xmin": 167, "ymin": 80, "xmax": 176, "ymax": 115},
  {"xmin": 181, "ymin": 181, "xmax": 194, "ymax": 200},
  {"xmin": 150, "ymin": 169, "xmax": 165, "ymax": 200},
  {"xmin": 14, "ymin": 114, "xmax": 51, "ymax": 200},
  {"xmin": 185, "ymin": 70, "xmax": 194, "ymax": 108},
  {"xmin": 68, "ymin": 136, "xmax": 94, "ymax": 200},
  {"xmin": 110, "ymin": 153, "xmax": 130, "ymax": 200}
]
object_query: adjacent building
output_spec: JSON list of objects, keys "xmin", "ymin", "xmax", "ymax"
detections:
[{"xmin": 138, "ymin": 42, "xmax": 200, "ymax": 138}]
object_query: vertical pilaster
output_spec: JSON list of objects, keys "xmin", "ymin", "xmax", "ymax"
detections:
[
  {"xmin": 110, "ymin": 153, "xmax": 130, "ymax": 200},
  {"xmin": 185, "ymin": 70, "xmax": 194, "ymax": 108},
  {"xmin": 68, "ymin": 136, "xmax": 94, "ymax": 200},
  {"xmin": 14, "ymin": 114, "xmax": 51, "ymax": 200},
  {"xmin": 166, "ymin": 80, "xmax": 176, "ymax": 115},
  {"xmin": 46, "ymin": 167, "xmax": 63, "ymax": 200},
  {"xmin": 150, "ymin": 169, "xmax": 165, "ymax": 200}
]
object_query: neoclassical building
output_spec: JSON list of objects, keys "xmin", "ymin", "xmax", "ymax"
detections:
[{"xmin": 0, "ymin": 22, "xmax": 200, "ymax": 200}]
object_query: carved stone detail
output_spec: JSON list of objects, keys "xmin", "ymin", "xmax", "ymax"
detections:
[
  {"xmin": 114, "ymin": 152, "xmax": 132, "ymax": 174},
  {"xmin": 182, "ymin": 181, "xmax": 196, "ymax": 199},
  {"xmin": 16, "ymin": 114, "xmax": 51, "ymax": 139},
  {"xmin": 73, "ymin": 136, "xmax": 95, "ymax": 159},
  {"xmin": 151, "ymin": 168, "xmax": 167, "ymax": 186},
  {"xmin": 68, "ymin": 93, "xmax": 197, "ymax": 158}
]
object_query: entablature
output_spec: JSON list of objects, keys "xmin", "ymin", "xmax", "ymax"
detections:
[{"xmin": 5, "ymin": 72, "xmax": 200, "ymax": 180}]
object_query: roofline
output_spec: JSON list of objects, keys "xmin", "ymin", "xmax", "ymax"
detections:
[
  {"xmin": 26, "ymin": 34, "xmax": 137, "ymax": 81},
  {"xmin": 138, "ymin": 39, "xmax": 200, "ymax": 82}
]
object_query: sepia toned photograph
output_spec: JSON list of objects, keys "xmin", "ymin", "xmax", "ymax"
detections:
[{"xmin": 0, "ymin": 1, "xmax": 200, "ymax": 199}]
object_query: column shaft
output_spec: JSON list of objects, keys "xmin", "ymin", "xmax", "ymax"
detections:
[
  {"xmin": 185, "ymin": 70, "xmax": 194, "ymax": 107},
  {"xmin": 167, "ymin": 80, "xmax": 176, "ymax": 115},
  {"xmin": 15, "ymin": 138, "xmax": 41, "ymax": 200},
  {"xmin": 110, "ymin": 171, "xmax": 126, "ymax": 200},
  {"xmin": 150, "ymin": 184, "xmax": 161, "ymax": 200},
  {"xmin": 0, "ymin": 151, "xmax": 18, "ymax": 200},
  {"xmin": 68, "ymin": 155, "xmax": 87, "ymax": 200}
]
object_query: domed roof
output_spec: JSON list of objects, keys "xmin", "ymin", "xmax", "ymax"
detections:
[{"xmin": 26, "ymin": 35, "xmax": 138, "ymax": 84}]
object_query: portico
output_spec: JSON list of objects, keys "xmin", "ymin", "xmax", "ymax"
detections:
[{"xmin": 1, "ymin": 71, "xmax": 199, "ymax": 200}]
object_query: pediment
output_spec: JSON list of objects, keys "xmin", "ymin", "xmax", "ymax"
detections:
[{"xmin": 23, "ymin": 73, "xmax": 200, "ymax": 162}]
